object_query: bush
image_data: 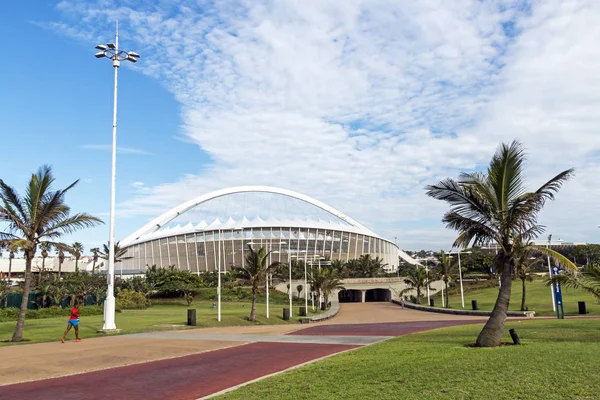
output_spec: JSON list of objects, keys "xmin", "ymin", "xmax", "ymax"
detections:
[
  {"xmin": 116, "ymin": 289, "xmax": 149, "ymax": 310},
  {"xmin": 0, "ymin": 305, "xmax": 107, "ymax": 322}
]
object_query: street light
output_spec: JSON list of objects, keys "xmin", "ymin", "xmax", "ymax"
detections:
[
  {"xmin": 449, "ymin": 249, "xmax": 472, "ymax": 308},
  {"xmin": 96, "ymin": 20, "xmax": 140, "ymax": 332}
]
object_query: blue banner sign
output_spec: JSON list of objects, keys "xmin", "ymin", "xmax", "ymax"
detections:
[{"xmin": 551, "ymin": 266, "xmax": 565, "ymax": 319}]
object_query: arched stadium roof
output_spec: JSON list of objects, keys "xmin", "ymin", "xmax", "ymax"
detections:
[{"xmin": 120, "ymin": 185, "xmax": 419, "ymax": 264}]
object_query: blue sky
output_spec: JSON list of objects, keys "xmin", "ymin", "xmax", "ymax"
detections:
[{"xmin": 1, "ymin": 1, "xmax": 599, "ymax": 254}]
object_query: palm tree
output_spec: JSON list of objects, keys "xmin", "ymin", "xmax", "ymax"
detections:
[
  {"xmin": 91, "ymin": 247, "xmax": 100, "ymax": 274},
  {"xmin": 310, "ymin": 267, "xmax": 342, "ymax": 308},
  {"xmin": 232, "ymin": 246, "xmax": 281, "ymax": 322},
  {"xmin": 100, "ymin": 241, "xmax": 133, "ymax": 276},
  {"xmin": 57, "ymin": 246, "xmax": 67, "ymax": 279},
  {"xmin": 549, "ymin": 263, "xmax": 600, "ymax": 301},
  {"xmin": 401, "ymin": 265, "xmax": 429, "ymax": 304},
  {"xmin": 330, "ymin": 259, "xmax": 347, "ymax": 278},
  {"xmin": 39, "ymin": 242, "xmax": 52, "ymax": 284},
  {"xmin": 426, "ymin": 140, "xmax": 576, "ymax": 347},
  {"xmin": 513, "ymin": 240, "xmax": 543, "ymax": 311},
  {"xmin": 437, "ymin": 250, "xmax": 457, "ymax": 308},
  {"xmin": 71, "ymin": 242, "xmax": 84, "ymax": 273},
  {"xmin": 356, "ymin": 254, "xmax": 387, "ymax": 278},
  {"xmin": 8, "ymin": 247, "xmax": 15, "ymax": 283},
  {"xmin": 296, "ymin": 284, "xmax": 303, "ymax": 299},
  {"xmin": 0, "ymin": 165, "xmax": 102, "ymax": 342}
]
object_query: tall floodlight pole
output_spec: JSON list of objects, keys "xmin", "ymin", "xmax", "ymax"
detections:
[
  {"xmin": 547, "ymin": 234, "xmax": 556, "ymax": 312},
  {"xmin": 96, "ymin": 21, "xmax": 140, "ymax": 332},
  {"xmin": 424, "ymin": 260, "xmax": 430, "ymax": 305}
]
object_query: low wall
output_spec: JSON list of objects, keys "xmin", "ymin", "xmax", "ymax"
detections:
[
  {"xmin": 393, "ymin": 300, "xmax": 536, "ymax": 318},
  {"xmin": 305, "ymin": 301, "xmax": 340, "ymax": 323}
]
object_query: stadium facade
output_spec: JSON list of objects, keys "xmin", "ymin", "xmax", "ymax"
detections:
[{"xmin": 120, "ymin": 186, "xmax": 415, "ymax": 274}]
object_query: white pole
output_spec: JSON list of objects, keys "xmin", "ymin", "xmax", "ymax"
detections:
[
  {"xmin": 441, "ymin": 282, "xmax": 445, "ymax": 308},
  {"xmin": 425, "ymin": 261, "xmax": 430, "ymax": 305},
  {"xmin": 304, "ymin": 261, "xmax": 308, "ymax": 313},
  {"xmin": 266, "ymin": 265, "xmax": 269, "ymax": 319},
  {"xmin": 547, "ymin": 240, "xmax": 556, "ymax": 312},
  {"xmin": 218, "ymin": 229, "xmax": 221, "ymax": 321},
  {"xmin": 289, "ymin": 258, "xmax": 293, "ymax": 317},
  {"xmin": 103, "ymin": 21, "xmax": 120, "ymax": 331},
  {"xmin": 458, "ymin": 251, "xmax": 465, "ymax": 309}
]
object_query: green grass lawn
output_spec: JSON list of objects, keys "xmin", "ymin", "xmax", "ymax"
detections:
[
  {"xmin": 218, "ymin": 319, "xmax": 600, "ymax": 400},
  {"xmin": 0, "ymin": 300, "xmax": 322, "ymax": 346},
  {"xmin": 434, "ymin": 278, "xmax": 600, "ymax": 316}
]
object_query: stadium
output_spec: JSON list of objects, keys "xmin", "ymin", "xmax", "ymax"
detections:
[{"xmin": 119, "ymin": 186, "xmax": 413, "ymax": 274}]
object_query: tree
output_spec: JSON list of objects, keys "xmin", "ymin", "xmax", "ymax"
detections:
[
  {"xmin": 401, "ymin": 265, "xmax": 430, "ymax": 304},
  {"xmin": 296, "ymin": 284, "xmax": 303, "ymax": 299},
  {"xmin": 512, "ymin": 240, "xmax": 543, "ymax": 311},
  {"xmin": 310, "ymin": 267, "xmax": 342, "ymax": 308},
  {"xmin": 330, "ymin": 259, "xmax": 347, "ymax": 278},
  {"xmin": 71, "ymin": 242, "xmax": 84, "ymax": 273},
  {"xmin": 356, "ymin": 254, "xmax": 387, "ymax": 277},
  {"xmin": 549, "ymin": 263, "xmax": 600, "ymax": 301},
  {"xmin": 91, "ymin": 247, "xmax": 100, "ymax": 274},
  {"xmin": 100, "ymin": 240, "xmax": 132, "ymax": 276},
  {"xmin": 0, "ymin": 165, "xmax": 102, "ymax": 342},
  {"xmin": 426, "ymin": 140, "xmax": 576, "ymax": 347},
  {"xmin": 39, "ymin": 242, "xmax": 52, "ymax": 284},
  {"xmin": 57, "ymin": 246, "xmax": 67, "ymax": 279},
  {"xmin": 232, "ymin": 246, "xmax": 280, "ymax": 322},
  {"xmin": 437, "ymin": 250, "xmax": 457, "ymax": 308},
  {"xmin": 8, "ymin": 247, "xmax": 15, "ymax": 283}
]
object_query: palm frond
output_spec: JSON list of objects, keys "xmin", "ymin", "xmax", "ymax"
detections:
[{"xmin": 487, "ymin": 140, "xmax": 527, "ymax": 211}]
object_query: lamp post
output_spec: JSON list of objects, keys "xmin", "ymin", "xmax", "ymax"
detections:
[
  {"xmin": 449, "ymin": 249, "xmax": 472, "ymax": 309},
  {"xmin": 96, "ymin": 21, "xmax": 140, "ymax": 332},
  {"xmin": 289, "ymin": 255, "xmax": 293, "ymax": 317},
  {"xmin": 547, "ymin": 234, "xmax": 556, "ymax": 312}
]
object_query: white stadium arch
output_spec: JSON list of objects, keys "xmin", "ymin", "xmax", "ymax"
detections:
[{"xmin": 119, "ymin": 186, "xmax": 418, "ymax": 274}]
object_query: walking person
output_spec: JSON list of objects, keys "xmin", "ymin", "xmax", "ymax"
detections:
[
  {"xmin": 61, "ymin": 302, "xmax": 81, "ymax": 343},
  {"xmin": 399, "ymin": 297, "xmax": 405, "ymax": 309}
]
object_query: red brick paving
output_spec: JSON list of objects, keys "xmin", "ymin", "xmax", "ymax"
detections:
[
  {"xmin": 0, "ymin": 342, "xmax": 358, "ymax": 400},
  {"xmin": 290, "ymin": 320, "xmax": 482, "ymax": 336}
]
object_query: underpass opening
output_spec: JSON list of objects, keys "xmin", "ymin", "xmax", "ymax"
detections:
[
  {"xmin": 365, "ymin": 288, "xmax": 391, "ymax": 302},
  {"xmin": 338, "ymin": 289, "xmax": 362, "ymax": 303}
]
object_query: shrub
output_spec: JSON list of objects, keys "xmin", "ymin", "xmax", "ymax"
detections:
[
  {"xmin": 0, "ymin": 305, "xmax": 108, "ymax": 322},
  {"xmin": 116, "ymin": 289, "xmax": 149, "ymax": 310}
]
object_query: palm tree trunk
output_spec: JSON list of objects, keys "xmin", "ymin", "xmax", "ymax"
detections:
[
  {"xmin": 475, "ymin": 255, "xmax": 513, "ymax": 347},
  {"xmin": 75, "ymin": 258, "xmax": 79, "ymax": 273},
  {"xmin": 520, "ymin": 277, "xmax": 526, "ymax": 311},
  {"xmin": 92, "ymin": 260, "xmax": 96, "ymax": 275},
  {"xmin": 8, "ymin": 258, "xmax": 12, "ymax": 282},
  {"xmin": 249, "ymin": 284, "xmax": 257, "ymax": 322},
  {"xmin": 416, "ymin": 286, "xmax": 421, "ymax": 304},
  {"xmin": 39, "ymin": 258, "xmax": 46, "ymax": 286},
  {"xmin": 11, "ymin": 255, "xmax": 32, "ymax": 342},
  {"xmin": 58, "ymin": 261, "xmax": 62, "ymax": 279}
]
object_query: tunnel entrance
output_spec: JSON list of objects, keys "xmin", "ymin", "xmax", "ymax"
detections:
[
  {"xmin": 365, "ymin": 288, "xmax": 391, "ymax": 302},
  {"xmin": 338, "ymin": 289, "xmax": 363, "ymax": 303}
]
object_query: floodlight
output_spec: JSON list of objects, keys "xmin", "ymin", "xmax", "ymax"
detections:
[
  {"xmin": 126, "ymin": 56, "xmax": 138, "ymax": 63},
  {"xmin": 107, "ymin": 43, "xmax": 116, "ymax": 49},
  {"xmin": 95, "ymin": 45, "xmax": 108, "ymax": 51},
  {"xmin": 128, "ymin": 51, "xmax": 140, "ymax": 58},
  {"xmin": 95, "ymin": 52, "xmax": 106, "ymax": 58}
]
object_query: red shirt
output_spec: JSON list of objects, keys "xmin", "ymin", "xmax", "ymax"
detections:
[{"xmin": 69, "ymin": 307, "xmax": 79, "ymax": 320}]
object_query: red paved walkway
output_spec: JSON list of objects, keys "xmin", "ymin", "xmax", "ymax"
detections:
[
  {"xmin": 290, "ymin": 320, "xmax": 481, "ymax": 336},
  {"xmin": 0, "ymin": 342, "xmax": 358, "ymax": 400}
]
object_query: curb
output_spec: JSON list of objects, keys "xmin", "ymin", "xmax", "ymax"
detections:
[{"xmin": 393, "ymin": 300, "xmax": 536, "ymax": 318}]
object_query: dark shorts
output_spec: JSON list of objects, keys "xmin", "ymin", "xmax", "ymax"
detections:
[{"xmin": 68, "ymin": 320, "xmax": 79, "ymax": 327}]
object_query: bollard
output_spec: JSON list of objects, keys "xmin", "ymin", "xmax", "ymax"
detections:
[
  {"xmin": 578, "ymin": 301, "xmax": 587, "ymax": 315},
  {"xmin": 299, "ymin": 306, "xmax": 307, "ymax": 317},
  {"xmin": 429, "ymin": 298, "xmax": 435, "ymax": 307},
  {"xmin": 283, "ymin": 308, "xmax": 290, "ymax": 321},
  {"xmin": 187, "ymin": 309, "xmax": 197, "ymax": 326},
  {"xmin": 509, "ymin": 328, "xmax": 520, "ymax": 345},
  {"xmin": 472, "ymin": 300, "xmax": 479, "ymax": 310}
]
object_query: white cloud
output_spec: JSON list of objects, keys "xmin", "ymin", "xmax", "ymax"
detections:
[
  {"xmin": 54, "ymin": 0, "xmax": 600, "ymax": 249},
  {"xmin": 81, "ymin": 144, "xmax": 152, "ymax": 155}
]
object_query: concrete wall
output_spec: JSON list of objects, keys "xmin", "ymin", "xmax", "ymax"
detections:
[{"xmin": 0, "ymin": 257, "xmax": 95, "ymax": 274}]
